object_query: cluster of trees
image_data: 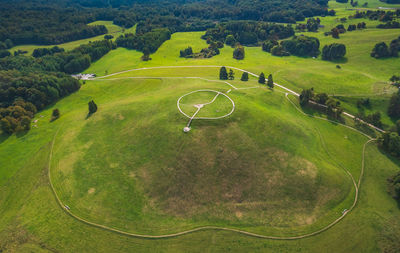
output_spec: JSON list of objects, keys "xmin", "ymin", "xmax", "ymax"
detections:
[
  {"xmin": 258, "ymin": 73, "xmax": 274, "ymax": 88},
  {"xmin": 0, "ymin": 70, "xmax": 80, "ymax": 134},
  {"xmin": 296, "ymin": 18, "xmax": 321, "ymax": 32},
  {"xmin": 0, "ymin": 40, "xmax": 115, "ymax": 74},
  {"xmin": 390, "ymin": 75, "xmax": 400, "ymax": 87},
  {"xmin": 388, "ymin": 91, "xmax": 400, "ymax": 118},
  {"xmin": 322, "ymin": 43, "xmax": 346, "ymax": 61},
  {"xmin": 299, "ymin": 88, "xmax": 343, "ymax": 119},
  {"xmin": 377, "ymin": 21, "xmax": 400, "ymax": 29},
  {"xmin": 115, "ymin": 28, "xmax": 171, "ymax": 56},
  {"xmin": 264, "ymin": 36, "xmax": 320, "ymax": 57},
  {"xmin": 371, "ymin": 37, "xmax": 400, "ymax": 58},
  {"xmin": 387, "ymin": 171, "xmax": 400, "ymax": 205},
  {"xmin": 349, "ymin": 10, "xmax": 400, "ymax": 22},
  {"xmin": 0, "ymin": 39, "xmax": 13, "ymax": 59},
  {"xmin": 379, "ymin": 132, "xmax": 400, "ymax": 158},
  {"xmin": 219, "ymin": 67, "xmax": 250, "ymax": 81},
  {"xmin": 347, "ymin": 22, "xmax": 366, "ymax": 31},
  {"xmin": 114, "ymin": 0, "xmax": 333, "ymax": 24},
  {"xmin": 179, "ymin": 44, "xmax": 221, "ymax": 59},
  {"xmin": 202, "ymin": 21, "xmax": 295, "ymax": 47},
  {"xmin": 0, "ymin": 4, "xmax": 109, "ymax": 46},
  {"xmin": 32, "ymin": 46, "xmax": 65, "ymax": 58}
]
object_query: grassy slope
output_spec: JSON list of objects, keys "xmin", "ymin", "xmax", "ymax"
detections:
[
  {"xmin": 1, "ymin": 1, "xmax": 400, "ymax": 251},
  {"xmin": 8, "ymin": 21, "xmax": 136, "ymax": 55},
  {"xmin": 1, "ymin": 73, "xmax": 399, "ymax": 252}
]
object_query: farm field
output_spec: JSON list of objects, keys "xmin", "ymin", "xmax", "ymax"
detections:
[{"xmin": 1, "ymin": 0, "xmax": 400, "ymax": 252}]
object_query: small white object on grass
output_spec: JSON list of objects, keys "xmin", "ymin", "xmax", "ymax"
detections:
[{"xmin": 183, "ymin": 127, "xmax": 191, "ymax": 132}]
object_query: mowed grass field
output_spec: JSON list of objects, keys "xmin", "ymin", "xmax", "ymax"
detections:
[
  {"xmin": 8, "ymin": 21, "xmax": 136, "ymax": 55},
  {"xmin": 1, "ymin": 2, "xmax": 400, "ymax": 251}
]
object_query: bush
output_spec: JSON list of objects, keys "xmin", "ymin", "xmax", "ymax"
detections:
[{"xmin": 51, "ymin": 108, "xmax": 60, "ymax": 121}]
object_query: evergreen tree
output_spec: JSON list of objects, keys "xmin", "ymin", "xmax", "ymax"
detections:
[
  {"xmin": 241, "ymin": 72, "xmax": 249, "ymax": 81},
  {"xmin": 267, "ymin": 74, "xmax": 274, "ymax": 88},
  {"xmin": 228, "ymin": 69, "xmax": 235, "ymax": 80},
  {"xmin": 219, "ymin": 66, "xmax": 228, "ymax": 80},
  {"xmin": 258, "ymin": 72, "xmax": 266, "ymax": 84},
  {"xmin": 88, "ymin": 100, "xmax": 98, "ymax": 114}
]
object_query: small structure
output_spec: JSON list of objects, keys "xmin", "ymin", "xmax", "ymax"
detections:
[
  {"xmin": 183, "ymin": 127, "xmax": 191, "ymax": 132},
  {"xmin": 71, "ymin": 73, "xmax": 96, "ymax": 80}
]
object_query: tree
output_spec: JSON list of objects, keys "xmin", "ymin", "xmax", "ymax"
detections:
[
  {"xmin": 241, "ymin": 72, "xmax": 249, "ymax": 81},
  {"xmin": 258, "ymin": 72, "xmax": 266, "ymax": 84},
  {"xmin": 233, "ymin": 45, "xmax": 245, "ymax": 60},
  {"xmin": 322, "ymin": 43, "xmax": 346, "ymax": 60},
  {"xmin": 88, "ymin": 100, "xmax": 98, "ymax": 114},
  {"xmin": 388, "ymin": 92, "xmax": 400, "ymax": 117},
  {"xmin": 51, "ymin": 108, "xmax": 60, "ymax": 121},
  {"xmin": 19, "ymin": 116, "xmax": 31, "ymax": 131},
  {"xmin": 219, "ymin": 66, "xmax": 228, "ymax": 80},
  {"xmin": 0, "ymin": 118, "xmax": 13, "ymax": 134},
  {"xmin": 371, "ymin": 42, "xmax": 390, "ymax": 58},
  {"xmin": 299, "ymin": 88, "xmax": 314, "ymax": 106},
  {"xmin": 225, "ymin": 35, "xmax": 236, "ymax": 46},
  {"xmin": 262, "ymin": 40, "xmax": 278, "ymax": 52},
  {"xmin": 267, "ymin": 74, "xmax": 274, "ymax": 88},
  {"xmin": 104, "ymin": 35, "xmax": 114, "ymax": 40},
  {"xmin": 331, "ymin": 28, "xmax": 340, "ymax": 39},
  {"xmin": 228, "ymin": 69, "xmax": 235, "ymax": 80}
]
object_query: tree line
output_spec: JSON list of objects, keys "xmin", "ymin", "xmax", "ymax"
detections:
[
  {"xmin": 0, "ymin": 70, "xmax": 80, "ymax": 134},
  {"xmin": 371, "ymin": 35, "xmax": 400, "ymax": 58},
  {"xmin": 263, "ymin": 36, "xmax": 320, "ymax": 57},
  {"xmin": 202, "ymin": 21, "xmax": 295, "ymax": 47}
]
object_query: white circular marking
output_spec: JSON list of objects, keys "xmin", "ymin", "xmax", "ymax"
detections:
[{"xmin": 177, "ymin": 89, "xmax": 235, "ymax": 120}]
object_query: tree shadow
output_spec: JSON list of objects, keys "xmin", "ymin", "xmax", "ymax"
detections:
[
  {"xmin": 329, "ymin": 57, "xmax": 348, "ymax": 64},
  {"xmin": 16, "ymin": 130, "xmax": 29, "ymax": 138},
  {"xmin": 0, "ymin": 133, "xmax": 10, "ymax": 144}
]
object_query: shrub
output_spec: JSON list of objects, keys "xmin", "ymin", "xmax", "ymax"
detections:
[{"xmin": 51, "ymin": 108, "xmax": 60, "ymax": 121}]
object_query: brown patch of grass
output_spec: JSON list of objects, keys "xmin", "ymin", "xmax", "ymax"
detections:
[{"xmin": 88, "ymin": 188, "xmax": 96, "ymax": 194}]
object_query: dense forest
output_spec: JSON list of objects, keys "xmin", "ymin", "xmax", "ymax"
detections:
[{"xmin": 0, "ymin": 0, "xmax": 333, "ymax": 48}]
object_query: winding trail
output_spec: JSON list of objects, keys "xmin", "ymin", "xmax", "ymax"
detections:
[
  {"xmin": 94, "ymin": 65, "xmax": 384, "ymax": 133},
  {"xmin": 48, "ymin": 66, "xmax": 375, "ymax": 240}
]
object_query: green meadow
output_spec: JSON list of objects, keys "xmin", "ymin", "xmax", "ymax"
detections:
[{"xmin": 1, "ymin": 2, "xmax": 400, "ymax": 252}]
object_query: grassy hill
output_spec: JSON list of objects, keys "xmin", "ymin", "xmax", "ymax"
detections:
[{"xmin": 1, "ymin": 2, "xmax": 400, "ymax": 252}]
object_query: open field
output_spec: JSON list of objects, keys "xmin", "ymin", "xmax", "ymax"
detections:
[
  {"xmin": 1, "ymin": 67, "xmax": 400, "ymax": 251},
  {"xmin": 8, "ymin": 21, "xmax": 136, "ymax": 55},
  {"xmin": 2, "ymin": 2, "xmax": 400, "ymax": 251}
]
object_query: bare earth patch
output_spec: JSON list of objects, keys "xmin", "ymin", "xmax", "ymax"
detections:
[{"xmin": 88, "ymin": 188, "xmax": 96, "ymax": 194}]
